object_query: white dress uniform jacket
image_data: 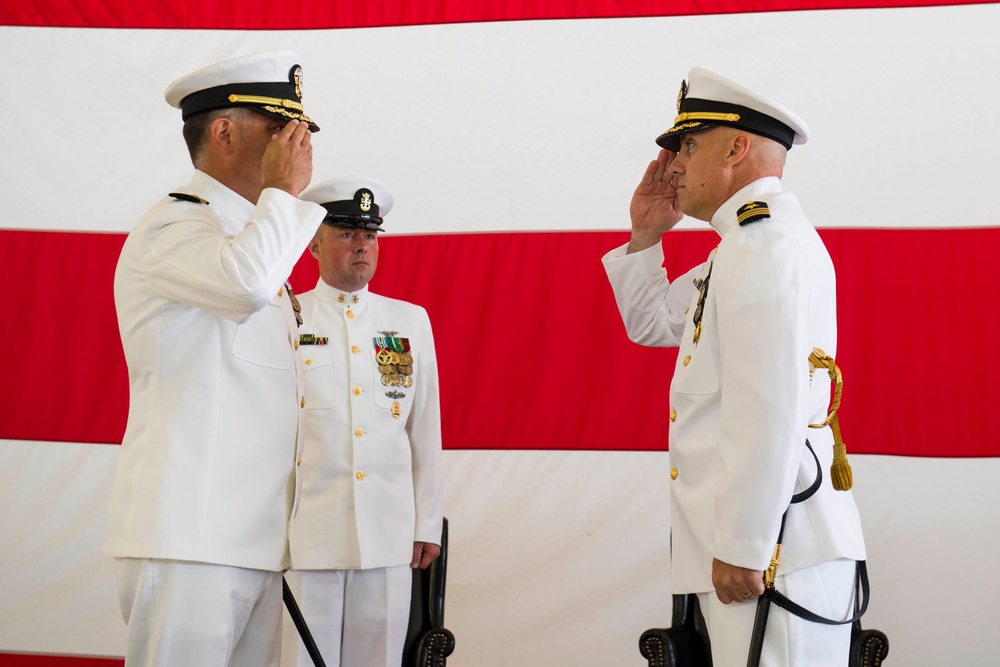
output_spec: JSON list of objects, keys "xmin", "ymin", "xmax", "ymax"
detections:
[
  {"xmin": 292, "ymin": 279, "xmax": 444, "ymax": 570},
  {"xmin": 105, "ymin": 170, "xmax": 326, "ymax": 572},
  {"xmin": 603, "ymin": 177, "xmax": 866, "ymax": 594}
]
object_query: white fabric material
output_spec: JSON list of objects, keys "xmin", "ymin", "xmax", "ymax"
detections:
[
  {"xmin": 105, "ymin": 170, "xmax": 326, "ymax": 571},
  {"xmin": 163, "ymin": 50, "xmax": 306, "ymax": 108},
  {"xmin": 3, "ymin": 8, "xmax": 1000, "ymax": 666},
  {"xmin": 676, "ymin": 66, "xmax": 811, "ymax": 144},
  {"xmin": 697, "ymin": 558, "xmax": 856, "ymax": 667},
  {"xmin": 114, "ymin": 558, "xmax": 283, "ymax": 667},
  {"xmin": 603, "ymin": 177, "xmax": 866, "ymax": 593},
  {"xmin": 4, "ymin": 6, "xmax": 999, "ymax": 236},
  {"xmin": 281, "ymin": 565, "xmax": 412, "ymax": 667},
  {"xmin": 292, "ymin": 280, "xmax": 443, "ymax": 570},
  {"xmin": 2, "ymin": 444, "xmax": 1000, "ymax": 665},
  {"xmin": 301, "ymin": 177, "xmax": 394, "ymax": 218}
]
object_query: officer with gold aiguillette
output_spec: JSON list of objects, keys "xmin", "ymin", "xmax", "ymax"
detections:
[{"xmin": 602, "ymin": 67, "xmax": 867, "ymax": 666}]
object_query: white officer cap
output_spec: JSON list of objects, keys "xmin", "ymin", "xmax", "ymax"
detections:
[
  {"xmin": 656, "ymin": 67, "xmax": 809, "ymax": 151},
  {"xmin": 164, "ymin": 50, "xmax": 319, "ymax": 132},
  {"xmin": 301, "ymin": 177, "xmax": 394, "ymax": 232}
]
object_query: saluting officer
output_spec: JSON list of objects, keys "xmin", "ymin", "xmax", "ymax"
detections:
[
  {"xmin": 106, "ymin": 51, "xmax": 325, "ymax": 667},
  {"xmin": 602, "ymin": 68, "xmax": 866, "ymax": 666},
  {"xmin": 282, "ymin": 177, "xmax": 444, "ymax": 667}
]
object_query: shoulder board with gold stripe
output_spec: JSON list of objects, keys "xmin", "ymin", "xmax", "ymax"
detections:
[
  {"xmin": 168, "ymin": 192, "xmax": 210, "ymax": 205},
  {"xmin": 737, "ymin": 200, "xmax": 770, "ymax": 226}
]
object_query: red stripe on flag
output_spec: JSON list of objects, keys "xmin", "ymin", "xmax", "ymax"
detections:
[
  {"xmin": 0, "ymin": 0, "xmax": 991, "ymax": 29},
  {"xmin": 2, "ymin": 227, "xmax": 999, "ymax": 456},
  {"xmin": 0, "ymin": 655, "xmax": 121, "ymax": 667}
]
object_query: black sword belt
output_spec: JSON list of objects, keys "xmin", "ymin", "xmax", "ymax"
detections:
[{"xmin": 745, "ymin": 440, "xmax": 870, "ymax": 667}]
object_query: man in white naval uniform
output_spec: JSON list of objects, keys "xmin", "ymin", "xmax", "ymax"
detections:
[
  {"xmin": 282, "ymin": 177, "xmax": 444, "ymax": 667},
  {"xmin": 105, "ymin": 51, "xmax": 326, "ymax": 667},
  {"xmin": 603, "ymin": 68, "xmax": 866, "ymax": 666}
]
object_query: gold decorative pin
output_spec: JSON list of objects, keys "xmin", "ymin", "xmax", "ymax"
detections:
[
  {"xmin": 284, "ymin": 282, "xmax": 302, "ymax": 327},
  {"xmin": 374, "ymin": 335, "xmax": 412, "ymax": 388},
  {"xmin": 290, "ymin": 65, "xmax": 304, "ymax": 99},
  {"xmin": 391, "ymin": 401, "xmax": 401, "ymax": 418},
  {"xmin": 691, "ymin": 262, "xmax": 713, "ymax": 346}
]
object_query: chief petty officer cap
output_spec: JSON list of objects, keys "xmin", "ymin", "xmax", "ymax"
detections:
[
  {"xmin": 656, "ymin": 67, "xmax": 809, "ymax": 152},
  {"xmin": 300, "ymin": 177, "xmax": 394, "ymax": 232},
  {"xmin": 164, "ymin": 50, "xmax": 320, "ymax": 132}
]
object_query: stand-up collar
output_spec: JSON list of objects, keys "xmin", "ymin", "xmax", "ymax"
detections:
[
  {"xmin": 188, "ymin": 170, "xmax": 256, "ymax": 230},
  {"xmin": 710, "ymin": 176, "xmax": 782, "ymax": 238},
  {"xmin": 313, "ymin": 278, "xmax": 370, "ymax": 313}
]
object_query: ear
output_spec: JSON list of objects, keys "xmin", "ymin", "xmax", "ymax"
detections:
[
  {"xmin": 725, "ymin": 133, "xmax": 752, "ymax": 166},
  {"xmin": 308, "ymin": 232, "xmax": 322, "ymax": 259},
  {"xmin": 209, "ymin": 116, "xmax": 238, "ymax": 156}
]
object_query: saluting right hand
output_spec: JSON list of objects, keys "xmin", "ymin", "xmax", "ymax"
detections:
[
  {"xmin": 627, "ymin": 149, "xmax": 684, "ymax": 254},
  {"xmin": 261, "ymin": 120, "xmax": 314, "ymax": 198}
]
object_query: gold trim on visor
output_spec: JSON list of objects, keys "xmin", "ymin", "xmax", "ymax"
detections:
[
  {"xmin": 673, "ymin": 111, "xmax": 741, "ymax": 124},
  {"xmin": 227, "ymin": 94, "xmax": 305, "ymax": 111},
  {"xmin": 662, "ymin": 121, "xmax": 705, "ymax": 135},
  {"xmin": 261, "ymin": 105, "xmax": 316, "ymax": 125}
]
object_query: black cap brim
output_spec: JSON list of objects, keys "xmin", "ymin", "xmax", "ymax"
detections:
[{"xmin": 655, "ymin": 122, "xmax": 720, "ymax": 152}]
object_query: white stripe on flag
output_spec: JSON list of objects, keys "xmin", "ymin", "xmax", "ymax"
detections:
[{"xmin": 1, "ymin": 4, "xmax": 998, "ymax": 235}]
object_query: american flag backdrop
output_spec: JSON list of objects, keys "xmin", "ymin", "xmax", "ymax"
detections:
[{"xmin": 1, "ymin": 1, "xmax": 999, "ymax": 665}]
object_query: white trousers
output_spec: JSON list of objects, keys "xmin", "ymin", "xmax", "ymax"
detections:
[
  {"xmin": 697, "ymin": 558, "xmax": 858, "ymax": 667},
  {"xmin": 114, "ymin": 558, "xmax": 283, "ymax": 667},
  {"xmin": 281, "ymin": 565, "xmax": 412, "ymax": 667}
]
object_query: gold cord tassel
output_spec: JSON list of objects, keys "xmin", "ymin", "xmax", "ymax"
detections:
[
  {"xmin": 808, "ymin": 348, "xmax": 853, "ymax": 491},
  {"xmin": 828, "ymin": 414, "xmax": 853, "ymax": 491},
  {"xmin": 831, "ymin": 443, "xmax": 853, "ymax": 491}
]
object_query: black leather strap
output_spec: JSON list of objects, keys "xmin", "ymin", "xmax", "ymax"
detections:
[
  {"xmin": 764, "ymin": 560, "xmax": 870, "ymax": 626},
  {"xmin": 790, "ymin": 439, "xmax": 822, "ymax": 505},
  {"xmin": 283, "ymin": 577, "xmax": 328, "ymax": 667},
  {"xmin": 748, "ymin": 440, "xmax": 870, "ymax": 666}
]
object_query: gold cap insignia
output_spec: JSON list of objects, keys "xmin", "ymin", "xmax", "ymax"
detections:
[
  {"xmin": 676, "ymin": 78, "xmax": 688, "ymax": 114},
  {"xmin": 360, "ymin": 190, "xmax": 372, "ymax": 212},
  {"xmin": 290, "ymin": 65, "xmax": 303, "ymax": 99}
]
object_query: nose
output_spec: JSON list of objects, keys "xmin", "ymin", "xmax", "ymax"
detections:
[{"xmin": 668, "ymin": 153, "xmax": 685, "ymax": 175}]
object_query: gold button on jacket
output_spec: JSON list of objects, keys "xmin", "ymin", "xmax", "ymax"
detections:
[{"xmin": 670, "ymin": 468, "xmax": 678, "ymax": 480}]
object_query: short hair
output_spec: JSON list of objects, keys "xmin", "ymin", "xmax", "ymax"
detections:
[{"xmin": 181, "ymin": 106, "xmax": 255, "ymax": 167}]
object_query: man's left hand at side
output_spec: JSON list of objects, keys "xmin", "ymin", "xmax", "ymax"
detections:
[
  {"xmin": 411, "ymin": 542, "xmax": 441, "ymax": 569},
  {"xmin": 712, "ymin": 558, "xmax": 765, "ymax": 604}
]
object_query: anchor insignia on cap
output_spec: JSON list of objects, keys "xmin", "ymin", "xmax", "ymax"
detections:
[{"xmin": 290, "ymin": 65, "xmax": 303, "ymax": 99}]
